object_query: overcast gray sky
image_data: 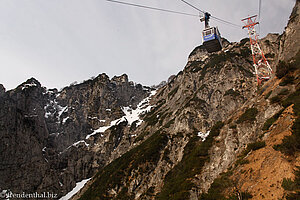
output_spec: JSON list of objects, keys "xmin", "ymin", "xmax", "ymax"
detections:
[{"xmin": 0, "ymin": 0, "xmax": 295, "ymax": 90}]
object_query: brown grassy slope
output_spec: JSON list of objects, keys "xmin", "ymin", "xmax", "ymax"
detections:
[{"xmin": 231, "ymin": 104, "xmax": 299, "ymax": 200}]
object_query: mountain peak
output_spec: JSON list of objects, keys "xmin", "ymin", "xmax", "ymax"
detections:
[
  {"xmin": 0, "ymin": 84, "xmax": 5, "ymax": 96},
  {"xmin": 96, "ymin": 73, "xmax": 110, "ymax": 81},
  {"xmin": 25, "ymin": 77, "xmax": 41, "ymax": 85},
  {"xmin": 112, "ymin": 74, "xmax": 129, "ymax": 83},
  {"xmin": 16, "ymin": 77, "xmax": 42, "ymax": 91}
]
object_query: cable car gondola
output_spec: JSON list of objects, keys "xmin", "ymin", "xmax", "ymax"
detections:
[
  {"xmin": 201, "ymin": 13, "xmax": 223, "ymax": 53},
  {"xmin": 202, "ymin": 27, "xmax": 223, "ymax": 53}
]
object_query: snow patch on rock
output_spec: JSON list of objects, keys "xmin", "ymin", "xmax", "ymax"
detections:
[
  {"xmin": 59, "ymin": 178, "xmax": 91, "ymax": 200},
  {"xmin": 197, "ymin": 131, "xmax": 210, "ymax": 142}
]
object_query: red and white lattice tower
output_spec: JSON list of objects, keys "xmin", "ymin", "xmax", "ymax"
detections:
[{"xmin": 242, "ymin": 15, "xmax": 273, "ymax": 85}]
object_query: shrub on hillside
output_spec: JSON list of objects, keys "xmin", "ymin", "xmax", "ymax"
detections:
[
  {"xmin": 274, "ymin": 90, "xmax": 300, "ymax": 155},
  {"xmin": 276, "ymin": 61, "xmax": 291, "ymax": 79},
  {"xmin": 237, "ymin": 108, "xmax": 258, "ymax": 124},
  {"xmin": 262, "ymin": 109, "xmax": 284, "ymax": 131}
]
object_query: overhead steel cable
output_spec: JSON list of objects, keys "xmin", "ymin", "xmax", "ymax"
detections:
[
  {"xmin": 211, "ymin": 15, "xmax": 241, "ymax": 28},
  {"xmin": 180, "ymin": 0, "xmax": 205, "ymax": 14},
  {"xmin": 106, "ymin": 0, "xmax": 199, "ymax": 17},
  {"xmin": 258, "ymin": 0, "xmax": 262, "ymax": 21},
  {"xmin": 258, "ymin": 0, "xmax": 262, "ymax": 34},
  {"xmin": 180, "ymin": 0, "xmax": 241, "ymax": 28}
]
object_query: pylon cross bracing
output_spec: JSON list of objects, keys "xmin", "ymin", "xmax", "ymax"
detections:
[{"xmin": 242, "ymin": 15, "xmax": 273, "ymax": 85}]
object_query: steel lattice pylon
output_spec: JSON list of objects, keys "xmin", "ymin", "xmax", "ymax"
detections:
[{"xmin": 242, "ymin": 15, "xmax": 273, "ymax": 85}]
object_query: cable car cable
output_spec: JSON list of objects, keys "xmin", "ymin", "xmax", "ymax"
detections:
[
  {"xmin": 180, "ymin": 0, "xmax": 241, "ymax": 28},
  {"xmin": 180, "ymin": 0, "xmax": 206, "ymax": 14},
  {"xmin": 258, "ymin": 0, "xmax": 262, "ymax": 34},
  {"xmin": 210, "ymin": 16, "xmax": 241, "ymax": 28},
  {"xmin": 107, "ymin": 0, "xmax": 240, "ymax": 29},
  {"xmin": 106, "ymin": 0, "xmax": 199, "ymax": 18}
]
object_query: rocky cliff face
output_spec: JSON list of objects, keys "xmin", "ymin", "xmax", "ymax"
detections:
[
  {"xmin": 278, "ymin": 0, "xmax": 300, "ymax": 62},
  {"xmin": 0, "ymin": 74, "xmax": 151, "ymax": 197}
]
